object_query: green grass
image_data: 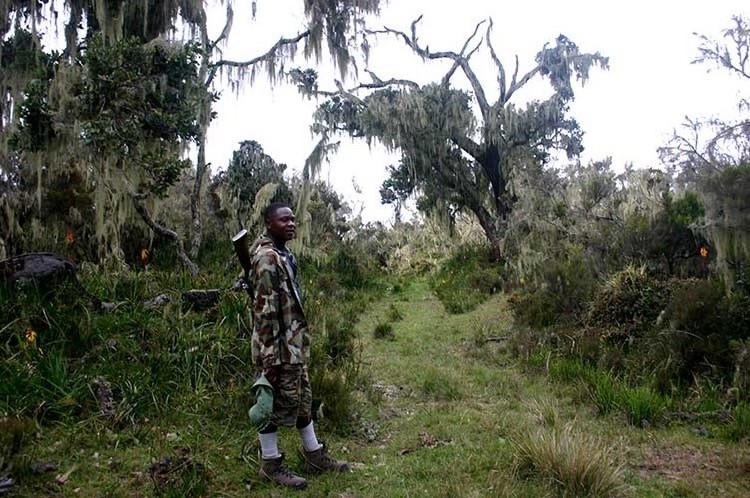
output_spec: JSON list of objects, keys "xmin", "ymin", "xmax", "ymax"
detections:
[
  {"xmin": 3, "ymin": 276, "xmax": 750, "ymax": 497},
  {"xmin": 621, "ymin": 385, "xmax": 669, "ymax": 428}
]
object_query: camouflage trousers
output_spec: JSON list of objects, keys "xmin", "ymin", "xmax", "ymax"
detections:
[{"xmin": 259, "ymin": 363, "xmax": 312, "ymax": 427}]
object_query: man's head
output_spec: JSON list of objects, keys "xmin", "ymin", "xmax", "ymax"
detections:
[{"xmin": 264, "ymin": 202, "xmax": 296, "ymax": 246}]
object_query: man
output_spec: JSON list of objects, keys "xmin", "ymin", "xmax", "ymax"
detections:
[{"xmin": 249, "ymin": 202, "xmax": 349, "ymax": 490}]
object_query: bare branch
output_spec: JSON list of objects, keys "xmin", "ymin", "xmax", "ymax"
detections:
[
  {"xmin": 212, "ymin": 30, "xmax": 310, "ymax": 71},
  {"xmin": 209, "ymin": 3, "xmax": 234, "ymax": 51},
  {"xmin": 509, "ymin": 54, "xmax": 520, "ymax": 93},
  {"xmin": 441, "ymin": 59, "xmax": 461, "ymax": 87},
  {"xmin": 361, "ymin": 69, "xmax": 420, "ymax": 89},
  {"xmin": 504, "ymin": 50, "xmax": 544, "ymax": 103},
  {"xmin": 367, "ymin": 17, "xmax": 490, "ymax": 117},
  {"xmin": 459, "ymin": 18, "xmax": 485, "ymax": 55},
  {"xmin": 485, "ymin": 19, "xmax": 506, "ymax": 103},
  {"xmin": 307, "ymin": 68, "xmax": 419, "ymax": 99}
]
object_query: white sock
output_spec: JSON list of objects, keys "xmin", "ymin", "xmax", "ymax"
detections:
[
  {"xmin": 298, "ymin": 421, "xmax": 323, "ymax": 452},
  {"xmin": 259, "ymin": 431, "xmax": 281, "ymax": 459}
]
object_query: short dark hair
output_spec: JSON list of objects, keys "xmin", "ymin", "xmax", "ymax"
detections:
[{"xmin": 264, "ymin": 202, "xmax": 291, "ymax": 222}]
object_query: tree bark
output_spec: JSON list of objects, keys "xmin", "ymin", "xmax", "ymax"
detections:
[{"xmin": 190, "ymin": 131, "xmax": 207, "ymax": 259}]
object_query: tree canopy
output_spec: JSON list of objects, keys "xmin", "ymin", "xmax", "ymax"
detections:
[
  {"xmin": 312, "ymin": 17, "xmax": 608, "ymax": 257},
  {"xmin": 0, "ymin": 0, "xmax": 383, "ymax": 269}
]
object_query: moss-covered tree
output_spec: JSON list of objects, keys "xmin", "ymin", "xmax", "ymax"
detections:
[
  {"xmin": 311, "ymin": 17, "xmax": 608, "ymax": 259},
  {"xmin": 661, "ymin": 14, "xmax": 750, "ymax": 290},
  {"xmin": 0, "ymin": 1, "xmax": 383, "ymax": 270}
]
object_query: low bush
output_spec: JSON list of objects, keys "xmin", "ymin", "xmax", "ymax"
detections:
[{"xmin": 635, "ymin": 279, "xmax": 750, "ymax": 392}]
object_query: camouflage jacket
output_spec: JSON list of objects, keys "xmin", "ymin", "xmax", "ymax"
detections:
[{"xmin": 250, "ymin": 234, "xmax": 310, "ymax": 369}]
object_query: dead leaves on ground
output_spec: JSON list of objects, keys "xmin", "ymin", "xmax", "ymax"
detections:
[{"xmin": 399, "ymin": 431, "xmax": 452, "ymax": 455}]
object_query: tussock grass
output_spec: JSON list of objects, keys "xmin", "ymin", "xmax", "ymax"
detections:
[
  {"xmin": 586, "ymin": 369, "xmax": 620, "ymax": 416},
  {"xmin": 527, "ymin": 396, "xmax": 561, "ymax": 428},
  {"xmin": 621, "ymin": 385, "xmax": 669, "ymax": 427},
  {"xmin": 723, "ymin": 402, "xmax": 750, "ymax": 441},
  {"xmin": 373, "ymin": 321, "xmax": 395, "ymax": 340},
  {"xmin": 511, "ymin": 422, "xmax": 628, "ymax": 497}
]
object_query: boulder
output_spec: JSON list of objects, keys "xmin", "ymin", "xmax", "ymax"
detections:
[
  {"xmin": 0, "ymin": 252, "xmax": 76, "ymax": 287},
  {"xmin": 181, "ymin": 289, "xmax": 221, "ymax": 311}
]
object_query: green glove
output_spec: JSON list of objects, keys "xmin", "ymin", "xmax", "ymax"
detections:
[{"xmin": 248, "ymin": 373, "xmax": 274, "ymax": 430}]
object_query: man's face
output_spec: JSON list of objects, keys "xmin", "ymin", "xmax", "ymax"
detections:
[{"xmin": 266, "ymin": 207, "xmax": 296, "ymax": 243}]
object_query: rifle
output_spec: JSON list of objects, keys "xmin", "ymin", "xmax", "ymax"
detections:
[{"xmin": 232, "ymin": 229, "xmax": 253, "ymax": 295}]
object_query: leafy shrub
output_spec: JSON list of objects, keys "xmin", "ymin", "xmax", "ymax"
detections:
[
  {"xmin": 430, "ymin": 246, "xmax": 503, "ymax": 314},
  {"xmin": 510, "ymin": 289, "xmax": 559, "ymax": 329},
  {"xmin": 309, "ymin": 366, "xmax": 358, "ymax": 435},
  {"xmin": 586, "ymin": 265, "xmax": 670, "ymax": 341}
]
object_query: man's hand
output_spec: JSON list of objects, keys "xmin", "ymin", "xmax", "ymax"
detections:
[{"xmin": 263, "ymin": 365, "xmax": 280, "ymax": 389}]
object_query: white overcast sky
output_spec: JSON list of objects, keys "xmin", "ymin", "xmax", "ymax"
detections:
[{"xmin": 205, "ymin": 0, "xmax": 748, "ymax": 223}]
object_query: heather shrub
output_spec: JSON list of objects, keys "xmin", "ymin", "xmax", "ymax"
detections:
[
  {"xmin": 585, "ymin": 265, "xmax": 670, "ymax": 341},
  {"xmin": 511, "ymin": 246, "xmax": 596, "ymax": 329},
  {"xmin": 637, "ymin": 279, "xmax": 750, "ymax": 390},
  {"xmin": 430, "ymin": 246, "xmax": 503, "ymax": 314}
]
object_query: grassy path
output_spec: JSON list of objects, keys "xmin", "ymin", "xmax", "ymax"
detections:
[
  {"xmin": 342, "ymin": 280, "xmax": 548, "ymax": 497},
  {"xmin": 316, "ymin": 279, "xmax": 750, "ymax": 498}
]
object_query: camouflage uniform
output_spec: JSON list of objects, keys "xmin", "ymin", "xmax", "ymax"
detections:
[{"xmin": 250, "ymin": 234, "xmax": 312, "ymax": 426}]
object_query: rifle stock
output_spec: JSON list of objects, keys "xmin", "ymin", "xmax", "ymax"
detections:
[{"xmin": 232, "ymin": 229, "xmax": 252, "ymax": 279}]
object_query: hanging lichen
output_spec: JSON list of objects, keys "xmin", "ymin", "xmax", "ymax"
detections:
[{"xmin": 697, "ymin": 165, "xmax": 750, "ymax": 291}]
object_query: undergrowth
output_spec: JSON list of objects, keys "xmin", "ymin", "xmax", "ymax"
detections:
[{"xmin": 429, "ymin": 246, "xmax": 503, "ymax": 314}]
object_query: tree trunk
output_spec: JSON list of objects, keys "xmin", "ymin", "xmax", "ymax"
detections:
[
  {"xmin": 468, "ymin": 201, "xmax": 505, "ymax": 262},
  {"xmin": 133, "ymin": 193, "xmax": 199, "ymax": 276},
  {"xmin": 190, "ymin": 133, "xmax": 206, "ymax": 259}
]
